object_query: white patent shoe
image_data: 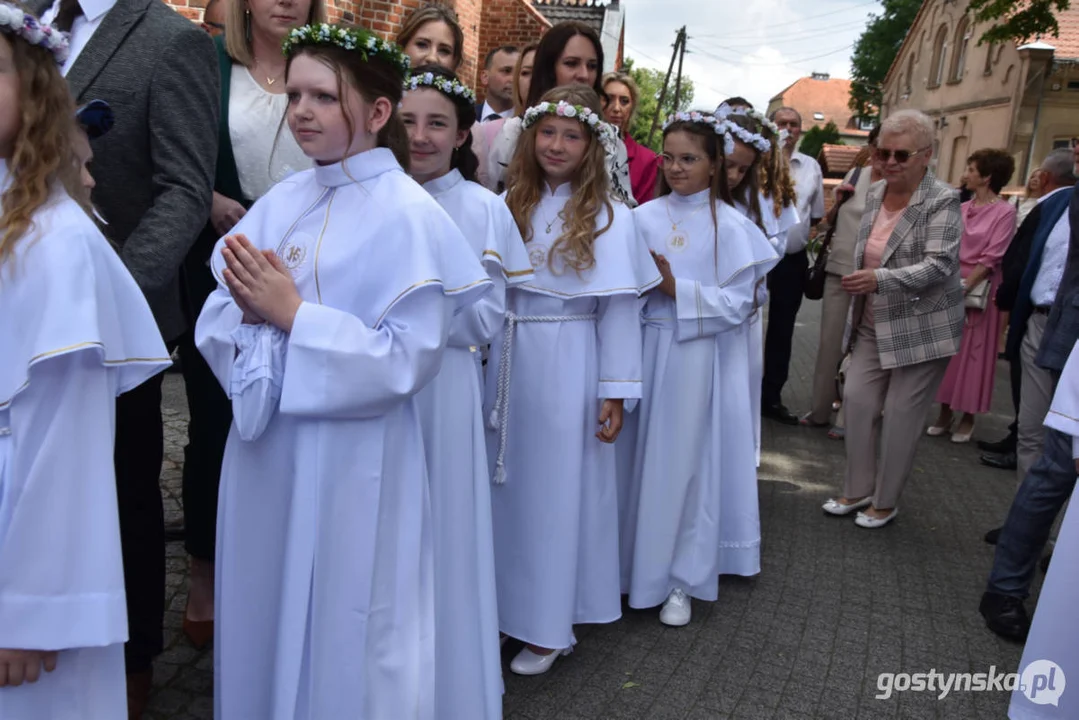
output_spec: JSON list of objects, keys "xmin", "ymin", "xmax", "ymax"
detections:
[
  {"xmin": 822, "ymin": 497, "xmax": 872, "ymax": 516},
  {"xmin": 855, "ymin": 508, "xmax": 898, "ymax": 528},
  {"xmin": 509, "ymin": 646, "xmax": 570, "ymax": 676},
  {"xmin": 660, "ymin": 588, "xmax": 691, "ymax": 627}
]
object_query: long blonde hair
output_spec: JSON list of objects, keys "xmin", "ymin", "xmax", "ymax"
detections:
[
  {"xmin": 1, "ymin": 35, "xmax": 87, "ymax": 264},
  {"xmin": 396, "ymin": 4, "xmax": 464, "ymax": 71},
  {"xmin": 505, "ymin": 86, "xmax": 614, "ymax": 274},
  {"xmin": 225, "ymin": 0, "xmax": 327, "ymax": 68}
]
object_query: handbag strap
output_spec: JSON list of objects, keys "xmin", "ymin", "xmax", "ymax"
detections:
[{"xmin": 814, "ymin": 166, "xmax": 863, "ymax": 263}]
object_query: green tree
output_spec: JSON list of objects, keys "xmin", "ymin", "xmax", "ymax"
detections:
[
  {"xmin": 968, "ymin": 0, "xmax": 1071, "ymax": 45},
  {"xmin": 623, "ymin": 57, "xmax": 695, "ymax": 153},
  {"xmin": 798, "ymin": 121, "xmax": 843, "ymax": 161},
  {"xmin": 848, "ymin": 0, "xmax": 922, "ymax": 123}
]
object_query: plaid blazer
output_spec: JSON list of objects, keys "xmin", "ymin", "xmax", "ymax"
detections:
[{"xmin": 843, "ymin": 172, "xmax": 964, "ymax": 370}]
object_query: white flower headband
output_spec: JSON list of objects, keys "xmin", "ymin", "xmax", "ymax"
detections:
[
  {"xmin": 660, "ymin": 110, "xmax": 772, "ymax": 155},
  {"xmin": 715, "ymin": 102, "xmax": 781, "ymax": 136},
  {"xmin": 0, "ymin": 3, "xmax": 69, "ymax": 64},
  {"xmin": 522, "ymin": 100, "xmax": 619, "ymax": 157},
  {"xmin": 405, "ymin": 71, "xmax": 476, "ymax": 104}
]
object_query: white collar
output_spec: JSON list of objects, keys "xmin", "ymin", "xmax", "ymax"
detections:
[
  {"xmin": 421, "ymin": 168, "xmax": 463, "ymax": 197},
  {"xmin": 481, "ymin": 101, "xmax": 512, "ymax": 120},
  {"xmin": 313, "ymin": 148, "xmax": 401, "ymax": 188},
  {"xmin": 667, "ymin": 188, "xmax": 711, "ymax": 205},
  {"xmin": 1037, "ymin": 186, "xmax": 1073, "ymax": 205},
  {"xmin": 541, "ymin": 182, "xmax": 574, "ymax": 199},
  {"xmin": 78, "ymin": 0, "xmax": 118, "ymax": 23}
]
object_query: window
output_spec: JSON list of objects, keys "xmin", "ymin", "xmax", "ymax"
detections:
[
  {"xmin": 984, "ymin": 41, "xmax": 996, "ymax": 75},
  {"xmin": 929, "ymin": 24, "xmax": 949, "ymax": 87},
  {"xmin": 950, "ymin": 16, "xmax": 970, "ymax": 81},
  {"xmin": 813, "ymin": 112, "xmax": 825, "ymax": 121},
  {"xmin": 905, "ymin": 53, "xmax": 915, "ymax": 94},
  {"xmin": 858, "ymin": 117, "xmax": 875, "ymax": 131}
]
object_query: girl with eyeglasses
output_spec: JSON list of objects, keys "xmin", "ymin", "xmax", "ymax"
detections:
[{"xmin": 619, "ymin": 113, "xmax": 779, "ymax": 627}]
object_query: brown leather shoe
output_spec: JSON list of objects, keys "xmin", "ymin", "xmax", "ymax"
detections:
[
  {"xmin": 127, "ymin": 668, "xmax": 153, "ymax": 720},
  {"xmin": 183, "ymin": 613, "xmax": 214, "ymax": 650}
]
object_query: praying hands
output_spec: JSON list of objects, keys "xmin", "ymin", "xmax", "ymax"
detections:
[{"xmin": 222, "ymin": 235, "xmax": 303, "ymax": 332}]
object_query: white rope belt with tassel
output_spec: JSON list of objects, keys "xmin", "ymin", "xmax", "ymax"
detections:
[{"xmin": 487, "ymin": 310, "xmax": 597, "ymax": 484}]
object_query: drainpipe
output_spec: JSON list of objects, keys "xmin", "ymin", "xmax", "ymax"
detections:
[{"xmin": 1017, "ymin": 43, "xmax": 1056, "ymax": 181}]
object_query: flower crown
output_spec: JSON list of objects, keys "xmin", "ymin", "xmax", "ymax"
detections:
[
  {"xmin": 664, "ymin": 110, "xmax": 774, "ymax": 156},
  {"xmin": 522, "ymin": 100, "xmax": 619, "ymax": 156},
  {"xmin": 406, "ymin": 71, "xmax": 476, "ymax": 105},
  {"xmin": 0, "ymin": 3, "xmax": 69, "ymax": 64},
  {"xmin": 282, "ymin": 24, "xmax": 411, "ymax": 78}
]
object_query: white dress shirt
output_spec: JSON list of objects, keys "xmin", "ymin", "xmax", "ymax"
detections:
[
  {"xmin": 479, "ymin": 101, "xmax": 512, "ymax": 123},
  {"xmin": 785, "ymin": 151, "xmax": 825, "ymax": 255},
  {"xmin": 1030, "ymin": 186, "xmax": 1074, "ymax": 307},
  {"xmin": 42, "ymin": 0, "xmax": 118, "ymax": 76}
]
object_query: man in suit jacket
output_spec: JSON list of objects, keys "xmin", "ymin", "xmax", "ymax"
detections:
[
  {"xmin": 37, "ymin": 0, "xmax": 218, "ymax": 713},
  {"xmin": 476, "ymin": 45, "xmax": 518, "ymax": 122},
  {"xmin": 980, "ymin": 150, "xmax": 1076, "ymax": 471},
  {"xmin": 981, "ymin": 148, "xmax": 1079, "ymax": 643}
]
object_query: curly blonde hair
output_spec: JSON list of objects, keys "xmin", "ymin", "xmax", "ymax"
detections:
[
  {"xmin": 761, "ymin": 136, "xmax": 796, "ymax": 218},
  {"xmin": 505, "ymin": 85, "xmax": 614, "ymax": 274},
  {"xmin": 1, "ymin": 34, "xmax": 87, "ymax": 265}
]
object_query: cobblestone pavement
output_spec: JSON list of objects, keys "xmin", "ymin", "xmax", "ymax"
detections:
[{"xmin": 146, "ymin": 299, "xmax": 1034, "ymax": 720}]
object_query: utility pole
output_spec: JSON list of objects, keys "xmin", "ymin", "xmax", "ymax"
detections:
[
  {"xmin": 647, "ymin": 26, "xmax": 686, "ymax": 147},
  {"xmin": 672, "ymin": 28, "xmax": 688, "ymax": 111}
]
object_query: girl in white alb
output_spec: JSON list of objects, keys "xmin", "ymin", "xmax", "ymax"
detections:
[
  {"xmin": 195, "ymin": 26, "xmax": 490, "ymax": 720},
  {"xmin": 621, "ymin": 112, "xmax": 779, "ymax": 627},
  {"xmin": 719, "ymin": 104, "xmax": 800, "ymax": 466},
  {"xmin": 487, "ymin": 86, "xmax": 659, "ymax": 676},
  {"xmin": 0, "ymin": 10, "xmax": 170, "ymax": 719},
  {"xmin": 401, "ymin": 64, "xmax": 533, "ymax": 720}
]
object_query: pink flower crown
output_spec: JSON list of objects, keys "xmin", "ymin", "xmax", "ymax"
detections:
[{"xmin": 0, "ymin": 3, "xmax": 69, "ymax": 64}]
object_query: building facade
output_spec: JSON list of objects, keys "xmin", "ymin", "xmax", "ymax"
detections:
[
  {"xmin": 879, "ymin": 0, "xmax": 1079, "ymax": 186},
  {"xmin": 165, "ymin": 0, "xmax": 624, "ymax": 94},
  {"xmin": 767, "ymin": 73, "xmax": 872, "ymax": 147}
]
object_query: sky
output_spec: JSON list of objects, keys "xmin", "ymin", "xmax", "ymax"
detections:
[{"xmin": 621, "ymin": 0, "xmax": 886, "ymax": 113}]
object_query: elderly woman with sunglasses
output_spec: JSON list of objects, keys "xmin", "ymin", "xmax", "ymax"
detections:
[{"xmin": 822, "ymin": 109, "xmax": 964, "ymax": 529}]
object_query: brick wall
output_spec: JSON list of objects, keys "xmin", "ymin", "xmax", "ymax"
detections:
[{"xmin": 161, "ymin": 0, "xmax": 550, "ymax": 91}]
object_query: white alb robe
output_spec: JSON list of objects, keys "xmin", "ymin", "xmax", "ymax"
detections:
[
  {"xmin": 620, "ymin": 190, "xmax": 779, "ymax": 606},
  {"xmin": 486, "ymin": 184, "xmax": 659, "ymax": 650},
  {"xmin": 0, "ymin": 167, "xmax": 169, "ymax": 720},
  {"xmin": 415, "ymin": 170, "xmax": 532, "ymax": 720},
  {"xmin": 1009, "ymin": 344, "xmax": 1079, "ymax": 720},
  {"xmin": 735, "ymin": 194, "xmax": 800, "ymax": 465},
  {"xmin": 195, "ymin": 149, "xmax": 491, "ymax": 720}
]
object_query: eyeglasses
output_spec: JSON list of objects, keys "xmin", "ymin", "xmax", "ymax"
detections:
[
  {"xmin": 660, "ymin": 154, "xmax": 704, "ymax": 169},
  {"xmin": 875, "ymin": 146, "xmax": 930, "ymax": 164}
]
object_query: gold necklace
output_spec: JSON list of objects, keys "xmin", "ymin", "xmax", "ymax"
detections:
[
  {"xmin": 538, "ymin": 207, "xmax": 564, "ymax": 235},
  {"xmin": 664, "ymin": 197, "xmax": 710, "ymax": 252},
  {"xmin": 254, "ymin": 59, "xmax": 281, "ymax": 87}
]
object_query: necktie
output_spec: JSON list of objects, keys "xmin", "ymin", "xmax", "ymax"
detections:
[
  {"xmin": 484, "ymin": 113, "xmax": 501, "ymax": 122},
  {"xmin": 54, "ymin": 0, "xmax": 83, "ymax": 32}
]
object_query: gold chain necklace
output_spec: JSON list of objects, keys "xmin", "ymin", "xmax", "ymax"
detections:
[
  {"xmin": 254, "ymin": 59, "xmax": 282, "ymax": 87},
  {"xmin": 664, "ymin": 197, "xmax": 710, "ymax": 252}
]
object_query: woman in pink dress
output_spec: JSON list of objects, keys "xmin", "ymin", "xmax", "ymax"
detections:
[
  {"xmin": 929, "ymin": 149, "xmax": 1017, "ymax": 442},
  {"xmin": 601, "ymin": 72, "xmax": 661, "ymax": 203}
]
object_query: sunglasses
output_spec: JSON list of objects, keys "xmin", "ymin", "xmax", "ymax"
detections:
[{"xmin": 875, "ymin": 147, "xmax": 930, "ymax": 164}]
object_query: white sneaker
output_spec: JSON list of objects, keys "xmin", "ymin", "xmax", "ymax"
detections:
[
  {"xmin": 509, "ymin": 646, "xmax": 568, "ymax": 676},
  {"xmin": 660, "ymin": 588, "xmax": 691, "ymax": 626}
]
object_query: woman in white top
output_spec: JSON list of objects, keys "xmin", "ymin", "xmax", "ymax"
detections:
[
  {"xmin": 176, "ymin": 0, "xmax": 324, "ymax": 649},
  {"xmin": 485, "ymin": 21, "xmax": 636, "ymax": 205},
  {"xmin": 400, "ymin": 64, "xmax": 533, "ymax": 720}
]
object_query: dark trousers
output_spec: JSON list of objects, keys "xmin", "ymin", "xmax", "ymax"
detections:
[
  {"xmin": 115, "ymin": 371, "xmax": 167, "ymax": 673},
  {"xmin": 762, "ymin": 249, "xmax": 808, "ymax": 408},
  {"xmin": 987, "ymin": 424, "xmax": 1076, "ymax": 599},
  {"xmin": 179, "ymin": 330, "xmax": 231, "ymax": 561}
]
